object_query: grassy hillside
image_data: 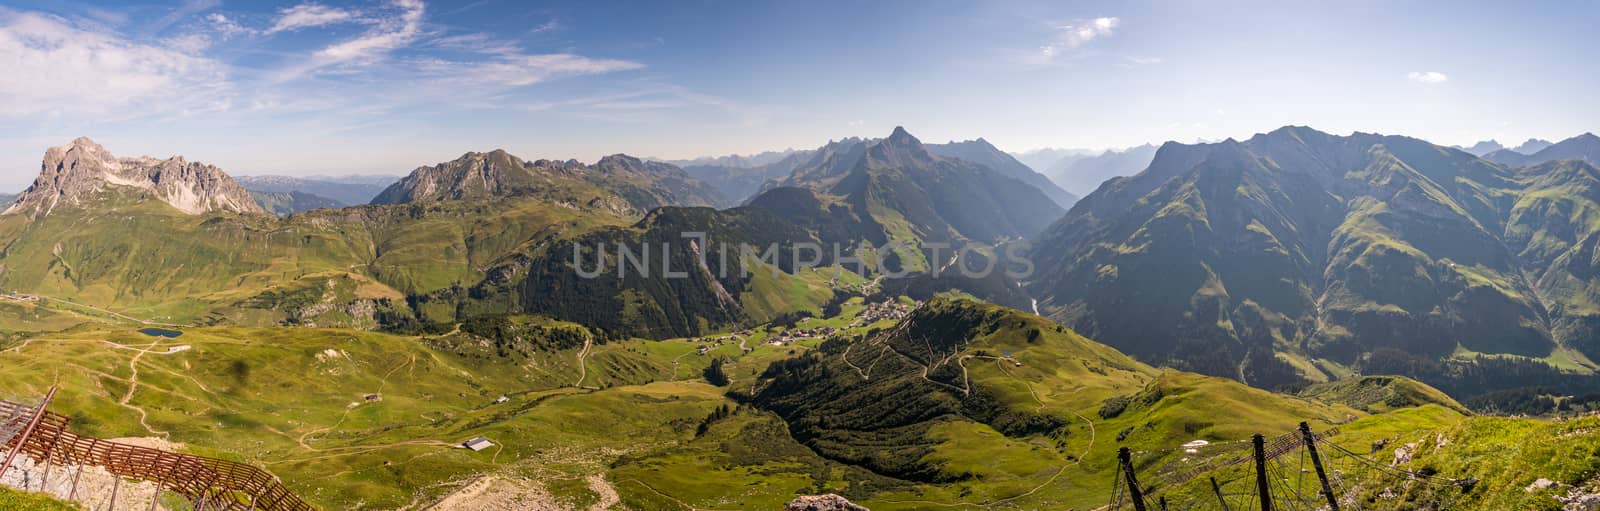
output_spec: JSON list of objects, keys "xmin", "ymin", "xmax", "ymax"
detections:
[
  {"xmin": 1299, "ymin": 375, "xmax": 1470, "ymax": 414},
  {"xmin": 1, "ymin": 299, "xmax": 1595, "ymax": 509},
  {"xmin": 0, "ymin": 188, "xmax": 844, "ymax": 338},
  {"xmin": 0, "ymin": 487, "xmax": 79, "ymax": 511}
]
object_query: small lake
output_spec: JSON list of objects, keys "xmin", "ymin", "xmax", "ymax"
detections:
[{"xmin": 138, "ymin": 328, "xmax": 183, "ymax": 338}]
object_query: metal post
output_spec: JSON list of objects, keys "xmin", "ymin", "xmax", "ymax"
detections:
[
  {"xmin": 1119, "ymin": 447, "xmax": 1149, "ymax": 511},
  {"xmin": 40, "ymin": 426, "xmax": 62, "ymax": 492},
  {"xmin": 1253, "ymin": 433, "xmax": 1273, "ymax": 511},
  {"xmin": 68, "ymin": 453, "xmax": 83, "ymax": 501},
  {"xmin": 1159, "ymin": 496, "xmax": 1168, "ymax": 510},
  {"xmin": 1211, "ymin": 476, "xmax": 1232, "ymax": 511},
  {"xmin": 109, "ymin": 476, "xmax": 121, "ymax": 511},
  {"xmin": 150, "ymin": 479, "xmax": 165, "ymax": 511},
  {"xmin": 1300, "ymin": 422, "xmax": 1341, "ymax": 511}
]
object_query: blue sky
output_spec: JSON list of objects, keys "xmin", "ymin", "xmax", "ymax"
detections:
[{"xmin": 0, "ymin": 0, "xmax": 1596, "ymax": 190}]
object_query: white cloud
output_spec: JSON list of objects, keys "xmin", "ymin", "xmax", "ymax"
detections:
[
  {"xmin": 314, "ymin": 0, "xmax": 424, "ymax": 63},
  {"xmin": 1407, "ymin": 71, "xmax": 1449, "ymax": 84},
  {"xmin": 430, "ymin": 32, "xmax": 517, "ymax": 55},
  {"xmin": 530, "ymin": 20, "xmax": 560, "ymax": 34},
  {"xmin": 413, "ymin": 53, "xmax": 643, "ymax": 87},
  {"xmin": 0, "ymin": 11, "xmax": 228, "ymax": 117},
  {"xmin": 1041, "ymin": 17, "xmax": 1118, "ymax": 60},
  {"xmin": 267, "ymin": 2, "xmax": 359, "ymax": 34},
  {"xmin": 207, "ymin": 13, "xmax": 253, "ymax": 38}
]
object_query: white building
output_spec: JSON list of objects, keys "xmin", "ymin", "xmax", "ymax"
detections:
[{"xmin": 463, "ymin": 436, "xmax": 494, "ymax": 451}]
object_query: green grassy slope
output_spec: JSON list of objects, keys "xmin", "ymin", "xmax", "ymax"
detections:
[
  {"xmin": 0, "ymin": 487, "xmax": 79, "ymax": 511},
  {"xmin": 0, "ymin": 187, "xmax": 844, "ymax": 338},
  {"xmin": 1, "ymin": 299, "xmax": 1594, "ymax": 510}
]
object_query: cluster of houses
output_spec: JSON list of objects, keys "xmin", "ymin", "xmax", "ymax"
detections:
[
  {"xmin": 852, "ymin": 300, "xmax": 912, "ymax": 326},
  {"xmin": 680, "ymin": 299, "xmax": 917, "ymax": 351},
  {"xmin": 767, "ymin": 325, "xmax": 837, "ymax": 346}
]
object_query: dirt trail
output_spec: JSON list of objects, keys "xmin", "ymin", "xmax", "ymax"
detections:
[
  {"xmin": 585, "ymin": 474, "xmax": 619, "ymax": 511},
  {"xmin": 426, "ymin": 476, "xmax": 563, "ymax": 511},
  {"xmin": 574, "ymin": 336, "xmax": 593, "ymax": 387},
  {"xmin": 118, "ymin": 340, "xmax": 171, "ymax": 438}
]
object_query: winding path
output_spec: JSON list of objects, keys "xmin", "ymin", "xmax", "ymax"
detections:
[{"xmin": 574, "ymin": 336, "xmax": 594, "ymax": 388}]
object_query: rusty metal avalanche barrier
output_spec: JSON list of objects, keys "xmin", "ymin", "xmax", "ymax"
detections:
[{"xmin": 1, "ymin": 393, "xmax": 314, "ymax": 510}]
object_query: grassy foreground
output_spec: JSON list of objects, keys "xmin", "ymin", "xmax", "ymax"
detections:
[{"xmin": 0, "ymin": 300, "xmax": 1595, "ymax": 509}]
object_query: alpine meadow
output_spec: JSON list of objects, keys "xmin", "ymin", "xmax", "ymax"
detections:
[{"xmin": 2, "ymin": 1, "xmax": 1599, "ymax": 510}]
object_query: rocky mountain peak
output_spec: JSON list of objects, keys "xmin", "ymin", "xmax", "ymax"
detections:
[
  {"xmin": 866, "ymin": 127, "xmax": 935, "ymax": 168},
  {"xmin": 5, "ymin": 138, "xmax": 264, "ymax": 218}
]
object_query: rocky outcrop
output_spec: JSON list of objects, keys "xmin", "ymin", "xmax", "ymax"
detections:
[
  {"xmin": 785, "ymin": 494, "xmax": 868, "ymax": 511},
  {"xmin": 3, "ymin": 137, "xmax": 264, "ymax": 218}
]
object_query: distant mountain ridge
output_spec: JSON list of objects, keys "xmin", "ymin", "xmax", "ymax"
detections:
[
  {"xmin": 925, "ymin": 138, "xmax": 1078, "ymax": 208},
  {"xmin": 236, "ymin": 174, "xmax": 399, "ymax": 206},
  {"xmin": 1452, "ymin": 140, "xmax": 1505, "ymax": 156},
  {"xmin": 679, "ymin": 152, "xmax": 814, "ymax": 206},
  {"xmin": 250, "ymin": 190, "xmax": 344, "ymax": 217},
  {"xmin": 1513, "ymin": 138, "xmax": 1555, "ymax": 154},
  {"xmin": 656, "ymin": 149, "xmax": 802, "ymax": 168},
  {"xmin": 3, "ymin": 137, "xmax": 263, "ymax": 218},
  {"xmin": 1484, "ymin": 133, "xmax": 1600, "ymax": 167},
  {"xmin": 372, "ymin": 150, "xmax": 722, "ymax": 214},
  {"xmin": 754, "ymin": 128, "xmax": 1064, "ymax": 252},
  {"xmin": 1009, "ymin": 147, "xmax": 1096, "ymax": 174},
  {"xmin": 1046, "ymin": 144, "xmax": 1159, "ymax": 195}
]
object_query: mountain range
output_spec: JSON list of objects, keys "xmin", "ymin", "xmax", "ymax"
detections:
[
  {"xmin": 234, "ymin": 174, "xmax": 399, "ymax": 207},
  {"xmin": 1027, "ymin": 126, "xmax": 1600, "ymax": 394},
  {"xmin": 669, "ymin": 136, "xmax": 1078, "ymax": 209},
  {"xmin": 3, "ymin": 127, "xmax": 1600, "ymax": 511},
  {"xmin": 657, "ymin": 148, "xmax": 803, "ymax": 169},
  {"xmin": 1452, "ymin": 139, "xmax": 1506, "ymax": 156},
  {"xmin": 1484, "ymin": 132, "xmax": 1600, "ymax": 167},
  {"xmin": 1042, "ymin": 144, "xmax": 1160, "ymax": 195},
  {"xmin": 5, "ymin": 127, "xmax": 1600, "ymax": 399},
  {"xmin": 1010, "ymin": 147, "xmax": 1096, "ymax": 174},
  {"xmin": 249, "ymin": 190, "xmax": 345, "ymax": 217},
  {"xmin": 748, "ymin": 128, "xmax": 1064, "ymax": 274},
  {"xmin": 372, "ymin": 150, "xmax": 724, "ymax": 214},
  {"xmin": 923, "ymin": 138, "xmax": 1079, "ymax": 208}
]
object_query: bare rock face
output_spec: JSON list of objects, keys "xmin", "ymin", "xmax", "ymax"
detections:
[
  {"xmin": 785, "ymin": 494, "xmax": 869, "ymax": 511},
  {"xmin": 3, "ymin": 137, "xmax": 265, "ymax": 217}
]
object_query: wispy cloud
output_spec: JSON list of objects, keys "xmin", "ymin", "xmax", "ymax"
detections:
[
  {"xmin": 206, "ymin": 13, "xmax": 253, "ymax": 38},
  {"xmin": 530, "ymin": 19, "xmax": 560, "ymax": 34},
  {"xmin": 314, "ymin": 0, "xmax": 424, "ymax": 63},
  {"xmin": 413, "ymin": 53, "xmax": 643, "ymax": 88},
  {"xmin": 1041, "ymin": 17, "xmax": 1118, "ymax": 60},
  {"xmin": 429, "ymin": 32, "xmax": 518, "ymax": 55},
  {"xmin": 0, "ymin": 11, "xmax": 229, "ymax": 117},
  {"xmin": 144, "ymin": 0, "xmax": 219, "ymax": 36},
  {"xmin": 1119, "ymin": 55, "xmax": 1162, "ymax": 68},
  {"xmin": 1407, "ymin": 71, "xmax": 1449, "ymax": 84},
  {"xmin": 267, "ymin": 2, "xmax": 359, "ymax": 34},
  {"xmin": 268, "ymin": 0, "xmax": 426, "ymax": 81},
  {"xmin": 1007, "ymin": 16, "xmax": 1120, "ymax": 67}
]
